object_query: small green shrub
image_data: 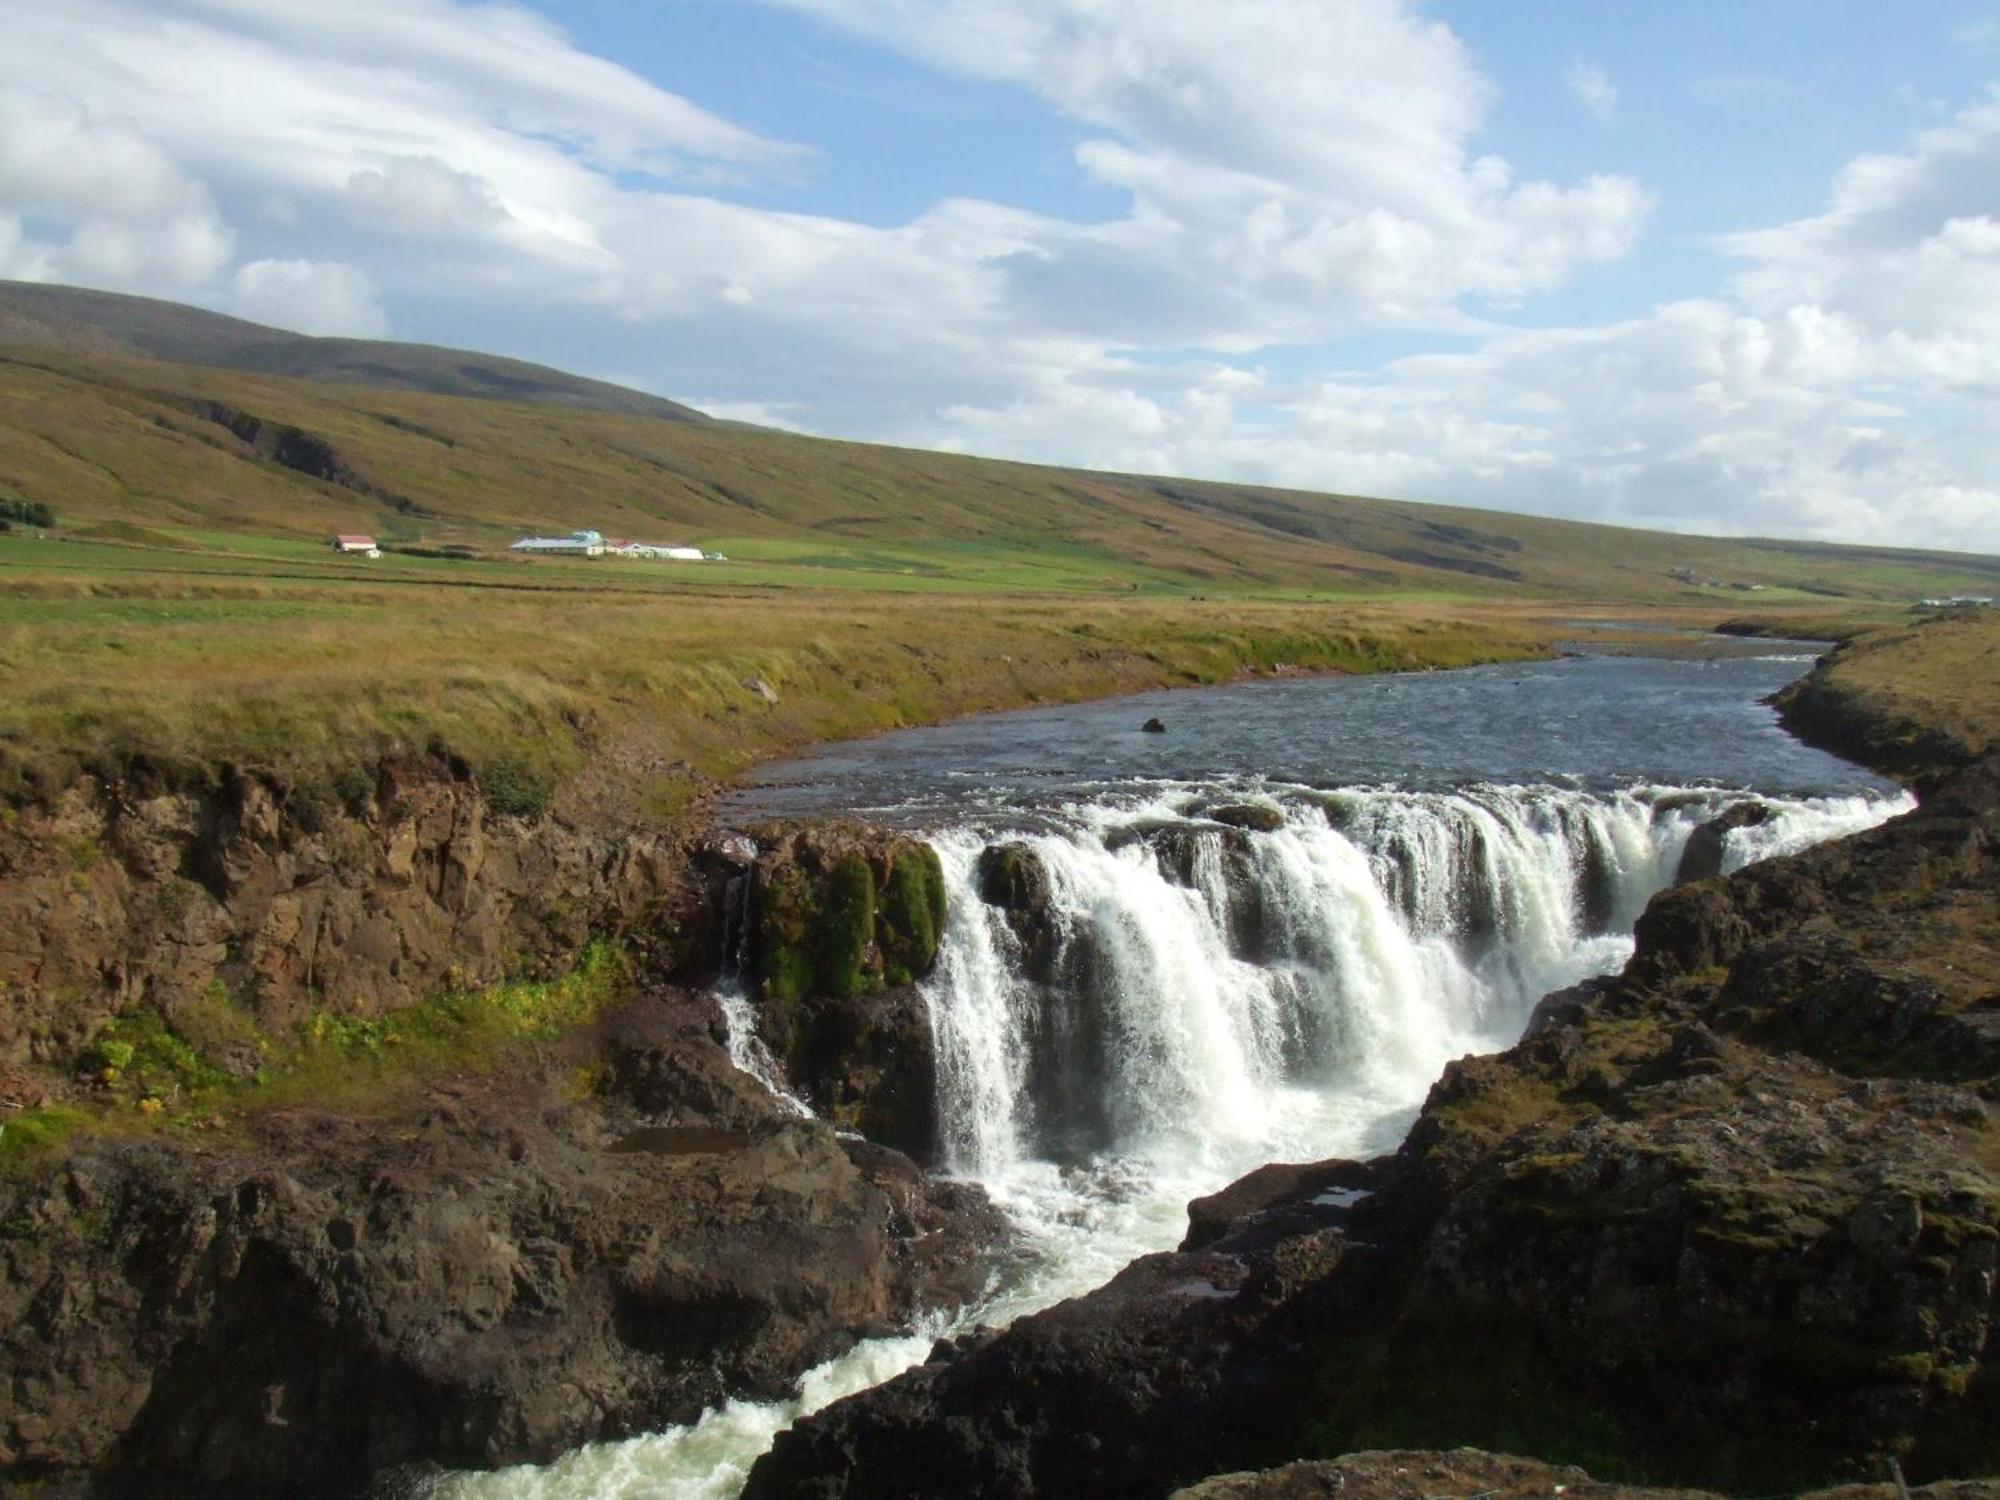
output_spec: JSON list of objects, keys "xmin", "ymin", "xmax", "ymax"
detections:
[
  {"xmin": 81, "ymin": 1009, "xmax": 229, "ymax": 1102},
  {"xmin": 480, "ymin": 753, "xmax": 555, "ymax": 818}
]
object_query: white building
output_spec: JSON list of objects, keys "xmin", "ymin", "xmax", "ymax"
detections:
[
  {"xmin": 331, "ymin": 534, "xmax": 380, "ymax": 558},
  {"xmin": 604, "ymin": 539, "xmax": 713, "ymax": 561},
  {"xmin": 510, "ymin": 529, "xmax": 604, "ymax": 557}
]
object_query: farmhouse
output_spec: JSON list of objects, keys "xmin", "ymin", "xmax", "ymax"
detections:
[
  {"xmin": 510, "ymin": 529, "xmax": 605, "ymax": 557},
  {"xmin": 330, "ymin": 534, "xmax": 380, "ymax": 558}
]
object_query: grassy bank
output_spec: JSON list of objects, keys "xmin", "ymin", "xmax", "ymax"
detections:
[
  {"xmin": 1797, "ymin": 609, "xmax": 2000, "ymax": 763},
  {"xmin": 0, "ymin": 536, "xmax": 1552, "ymax": 811}
]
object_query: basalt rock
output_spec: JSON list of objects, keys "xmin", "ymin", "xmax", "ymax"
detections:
[
  {"xmin": 745, "ymin": 754, "xmax": 2000, "ymax": 1500},
  {"xmin": 1171, "ymin": 1449, "xmax": 2000, "ymax": 1500},
  {"xmin": 0, "ymin": 988, "xmax": 1001, "ymax": 1494},
  {"xmin": 747, "ymin": 830, "xmax": 948, "ymax": 1159},
  {"xmin": 1673, "ymin": 800, "xmax": 1771, "ymax": 884}
]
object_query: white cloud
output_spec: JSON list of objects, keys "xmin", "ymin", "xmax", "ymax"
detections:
[
  {"xmin": 231, "ymin": 259, "xmax": 390, "ymax": 337},
  {"xmin": 1566, "ymin": 59, "xmax": 1618, "ymax": 124},
  {"xmin": 0, "ymin": 88, "xmax": 234, "ymax": 288},
  {"xmin": 774, "ymin": 0, "xmax": 1649, "ymax": 334},
  {"xmin": 347, "ymin": 157, "xmax": 505, "ymax": 239}
]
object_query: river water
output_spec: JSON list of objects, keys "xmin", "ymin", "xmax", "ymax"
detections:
[{"xmin": 440, "ymin": 648, "xmax": 1908, "ymax": 1500}]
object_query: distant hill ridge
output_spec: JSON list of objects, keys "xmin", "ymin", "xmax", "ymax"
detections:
[{"xmin": 0, "ymin": 280, "xmax": 710, "ymax": 425}]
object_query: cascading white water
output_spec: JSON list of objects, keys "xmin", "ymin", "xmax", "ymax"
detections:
[
  {"xmin": 440, "ymin": 779, "xmax": 1911, "ymax": 1500},
  {"xmin": 922, "ymin": 783, "xmax": 1884, "ymax": 1187}
]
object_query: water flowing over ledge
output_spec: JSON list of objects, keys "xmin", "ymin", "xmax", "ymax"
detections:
[{"xmin": 442, "ymin": 774, "xmax": 1908, "ymax": 1500}]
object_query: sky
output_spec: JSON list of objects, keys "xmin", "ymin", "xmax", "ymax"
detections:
[{"xmin": 4, "ymin": 1, "xmax": 2000, "ymax": 553}]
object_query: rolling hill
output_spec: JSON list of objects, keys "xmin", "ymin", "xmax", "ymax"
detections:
[
  {"xmin": 0, "ymin": 282, "xmax": 1995, "ymax": 604},
  {"xmin": 0, "ymin": 280, "xmax": 709, "ymax": 425}
]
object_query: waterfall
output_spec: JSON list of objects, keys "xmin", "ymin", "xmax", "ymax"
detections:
[
  {"xmin": 438, "ymin": 777, "xmax": 1911, "ymax": 1500},
  {"xmin": 714, "ymin": 863, "xmax": 813, "ymax": 1117},
  {"xmin": 920, "ymin": 783, "xmax": 1907, "ymax": 1181}
]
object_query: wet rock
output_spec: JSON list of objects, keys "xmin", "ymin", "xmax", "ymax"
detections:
[
  {"xmin": 1674, "ymin": 800, "xmax": 1772, "ymax": 884},
  {"xmin": 975, "ymin": 842, "xmax": 1061, "ymax": 983},
  {"xmin": 1209, "ymin": 803, "xmax": 1286, "ymax": 834},
  {"xmin": 1143, "ymin": 718, "xmax": 1167, "ymax": 734}
]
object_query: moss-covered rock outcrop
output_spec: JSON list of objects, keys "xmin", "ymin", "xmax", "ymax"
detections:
[{"xmin": 749, "ymin": 830, "xmax": 948, "ymax": 1158}]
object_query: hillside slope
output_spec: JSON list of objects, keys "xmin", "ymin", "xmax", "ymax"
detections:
[
  {"xmin": 0, "ymin": 280, "xmax": 709, "ymax": 424},
  {"xmin": 0, "ymin": 321, "xmax": 1996, "ymax": 602}
]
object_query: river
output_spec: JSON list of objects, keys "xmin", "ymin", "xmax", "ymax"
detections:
[{"xmin": 440, "ymin": 647, "xmax": 1909, "ymax": 1500}]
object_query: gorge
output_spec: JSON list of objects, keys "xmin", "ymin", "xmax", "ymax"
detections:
[{"xmin": 3, "ymin": 634, "xmax": 1990, "ymax": 1499}]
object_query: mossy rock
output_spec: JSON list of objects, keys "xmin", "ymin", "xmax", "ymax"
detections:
[
  {"xmin": 878, "ymin": 844, "xmax": 947, "ymax": 985},
  {"xmin": 813, "ymin": 853, "xmax": 878, "ymax": 1000},
  {"xmin": 754, "ymin": 834, "xmax": 949, "ymax": 1006}
]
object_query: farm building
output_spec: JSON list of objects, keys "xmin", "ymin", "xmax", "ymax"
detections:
[
  {"xmin": 605, "ymin": 539, "xmax": 710, "ymax": 560},
  {"xmin": 510, "ymin": 530, "xmax": 605, "ymax": 557},
  {"xmin": 331, "ymin": 534, "xmax": 380, "ymax": 558}
]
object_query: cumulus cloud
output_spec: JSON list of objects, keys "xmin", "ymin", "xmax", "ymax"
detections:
[
  {"xmin": 231, "ymin": 259, "xmax": 390, "ymax": 337},
  {"xmin": 1567, "ymin": 59, "xmax": 1618, "ymax": 123},
  {"xmin": 0, "ymin": 88, "xmax": 233, "ymax": 288},
  {"xmin": 774, "ymin": 0, "xmax": 1649, "ymax": 335}
]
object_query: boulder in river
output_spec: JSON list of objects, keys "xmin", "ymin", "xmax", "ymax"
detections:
[{"xmin": 1674, "ymin": 799, "xmax": 1772, "ymax": 884}]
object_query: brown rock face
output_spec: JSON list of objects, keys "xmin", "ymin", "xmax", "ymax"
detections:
[
  {"xmin": 0, "ymin": 761, "xmax": 731, "ymax": 1067},
  {"xmin": 745, "ymin": 755, "xmax": 2000, "ymax": 1500},
  {"xmin": 0, "ymin": 989, "xmax": 1000, "ymax": 1493}
]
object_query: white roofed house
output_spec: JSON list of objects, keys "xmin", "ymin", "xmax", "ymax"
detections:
[
  {"xmin": 509, "ymin": 529, "xmax": 604, "ymax": 557},
  {"xmin": 331, "ymin": 534, "xmax": 380, "ymax": 558}
]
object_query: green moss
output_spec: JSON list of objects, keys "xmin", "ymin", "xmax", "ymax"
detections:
[
  {"xmin": 1305, "ymin": 1329, "xmax": 1646, "ymax": 1484},
  {"xmin": 813, "ymin": 853, "xmax": 878, "ymax": 1000},
  {"xmin": 0, "ymin": 1105, "xmax": 91, "ymax": 1177},
  {"xmin": 878, "ymin": 843, "xmax": 947, "ymax": 985}
]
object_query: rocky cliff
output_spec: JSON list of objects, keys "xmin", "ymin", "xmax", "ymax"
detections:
[
  {"xmin": 745, "ymin": 661, "xmax": 2000, "ymax": 1497},
  {"xmin": 0, "ymin": 765, "xmax": 994, "ymax": 1494},
  {"xmin": 1, "ymin": 987, "xmax": 997, "ymax": 1492},
  {"xmin": 0, "ymin": 759, "xmax": 734, "ymax": 1071}
]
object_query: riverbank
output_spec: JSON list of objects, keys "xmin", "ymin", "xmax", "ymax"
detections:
[{"xmin": 743, "ymin": 614, "xmax": 2000, "ymax": 1497}]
